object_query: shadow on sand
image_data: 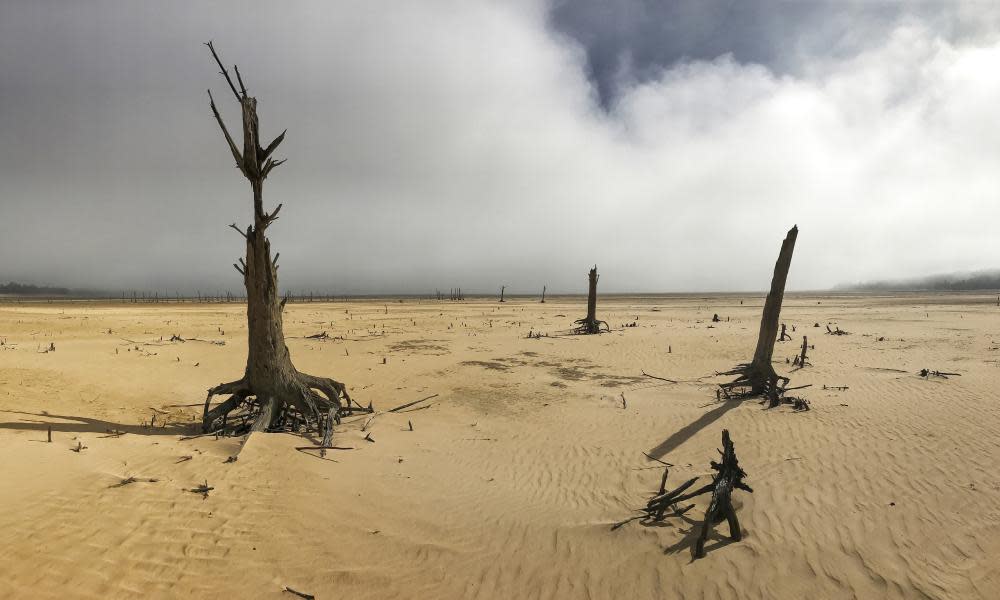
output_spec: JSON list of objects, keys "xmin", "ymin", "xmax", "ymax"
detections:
[
  {"xmin": 0, "ymin": 409, "xmax": 195, "ymax": 437},
  {"xmin": 645, "ymin": 399, "xmax": 743, "ymax": 460}
]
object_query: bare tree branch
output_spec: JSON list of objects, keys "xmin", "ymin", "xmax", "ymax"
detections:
[
  {"xmin": 259, "ymin": 129, "xmax": 286, "ymax": 162},
  {"xmin": 229, "ymin": 223, "xmax": 248, "ymax": 239},
  {"xmin": 262, "ymin": 203, "xmax": 283, "ymax": 228},
  {"xmin": 261, "ymin": 157, "xmax": 287, "ymax": 179},
  {"xmin": 209, "ymin": 90, "xmax": 246, "ymax": 175},
  {"xmin": 233, "ymin": 262, "xmax": 245, "ymax": 276},
  {"xmin": 233, "ymin": 64, "xmax": 248, "ymax": 98},
  {"xmin": 205, "ymin": 41, "xmax": 241, "ymax": 103}
]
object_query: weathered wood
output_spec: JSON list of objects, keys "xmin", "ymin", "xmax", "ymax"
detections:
[
  {"xmin": 574, "ymin": 266, "xmax": 609, "ymax": 334},
  {"xmin": 614, "ymin": 430, "xmax": 752, "ymax": 559},
  {"xmin": 200, "ymin": 44, "xmax": 367, "ymax": 437},
  {"xmin": 720, "ymin": 226, "xmax": 797, "ymax": 400},
  {"xmin": 388, "ymin": 393, "xmax": 438, "ymax": 413}
]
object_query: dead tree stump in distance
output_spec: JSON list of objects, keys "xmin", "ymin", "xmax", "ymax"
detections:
[{"xmin": 574, "ymin": 266, "xmax": 608, "ymax": 334}]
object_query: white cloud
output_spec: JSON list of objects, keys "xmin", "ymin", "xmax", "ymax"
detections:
[{"xmin": 1, "ymin": 1, "xmax": 998, "ymax": 293}]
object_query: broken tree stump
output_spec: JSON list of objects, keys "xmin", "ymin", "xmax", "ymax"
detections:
[
  {"xmin": 574, "ymin": 266, "xmax": 609, "ymax": 334},
  {"xmin": 795, "ymin": 335, "xmax": 808, "ymax": 367},
  {"xmin": 719, "ymin": 226, "xmax": 797, "ymax": 403},
  {"xmin": 613, "ymin": 430, "xmax": 752, "ymax": 559}
]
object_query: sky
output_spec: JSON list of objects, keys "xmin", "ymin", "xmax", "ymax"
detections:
[{"xmin": 1, "ymin": 0, "xmax": 999, "ymax": 295}]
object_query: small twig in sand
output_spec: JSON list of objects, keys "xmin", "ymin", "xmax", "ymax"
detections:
[
  {"xmin": 641, "ymin": 370, "xmax": 678, "ymax": 384},
  {"xmin": 176, "ymin": 455, "xmax": 193, "ymax": 463},
  {"xmin": 388, "ymin": 393, "xmax": 439, "ymax": 413},
  {"xmin": 642, "ymin": 451, "xmax": 673, "ymax": 467},
  {"xmin": 109, "ymin": 476, "xmax": 159, "ymax": 488},
  {"xmin": 283, "ymin": 587, "xmax": 315, "ymax": 600},
  {"xmin": 188, "ymin": 480, "xmax": 214, "ymax": 498}
]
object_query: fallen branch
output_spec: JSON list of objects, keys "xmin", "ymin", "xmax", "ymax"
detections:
[
  {"xmin": 388, "ymin": 393, "xmax": 439, "ymax": 413},
  {"xmin": 283, "ymin": 587, "xmax": 315, "ymax": 600},
  {"xmin": 919, "ymin": 369, "xmax": 961, "ymax": 379},
  {"xmin": 109, "ymin": 476, "xmax": 159, "ymax": 488},
  {"xmin": 614, "ymin": 429, "xmax": 752, "ymax": 559},
  {"xmin": 188, "ymin": 480, "xmax": 214, "ymax": 498},
  {"xmin": 641, "ymin": 370, "xmax": 678, "ymax": 384}
]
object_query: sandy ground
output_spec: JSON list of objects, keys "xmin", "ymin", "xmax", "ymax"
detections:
[{"xmin": 1, "ymin": 293, "xmax": 999, "ymax": 599}]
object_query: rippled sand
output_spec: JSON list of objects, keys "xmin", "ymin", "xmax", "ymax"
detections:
[{"xmin": 1, "ymin": 293, "xmax": 998, "ymax": 599}]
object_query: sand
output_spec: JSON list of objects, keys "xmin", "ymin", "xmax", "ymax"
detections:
[{"xmin": 1, "ymin": 293, "xmax": 999, "ymax": 599}]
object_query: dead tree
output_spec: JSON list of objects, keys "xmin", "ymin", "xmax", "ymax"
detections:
[
  {"xmin": 499, "ymin": 286, "xmax": 506, "ymax": 302},
  {"xmin": 200, "ymin": 42, "xmax": 369, "ymax": 436},
  {"xmin": 779, "ymin": 323, "xmax": 791, "ymax": 341},
  {"xmin": 574, "ymin": 266, "xmax": 609, "ymax": 334},
  {"xmin": 613, "ymin": 430, "xmax": 752, "ymax": 559},
  {"xmin": 719, "ymin": 226, "xmax": 797, "ymax": 402},
  {"xmin": 540, "ymin": 285, "xmax": 546, "ymax": 303}
]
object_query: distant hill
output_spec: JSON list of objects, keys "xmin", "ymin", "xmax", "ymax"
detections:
[
  {"xmin": 839, "ymin": 270, "xmax": 1000, "ymax": 292},
  {"xmin": 0, "ymin": 282, "xmax": 71, "ymax": 296}
]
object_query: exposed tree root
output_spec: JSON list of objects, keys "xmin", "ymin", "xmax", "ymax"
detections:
[
  {"xmin": 717, "ymin": 362, "xmax": 790, "ymax": 407},
  {"xmin": 573, "ymin": 317, "xmax": 610, "ymax": 335},
  {"xmin": 202, "ymin": 371, "xmax": 372, "ymax": 436}
]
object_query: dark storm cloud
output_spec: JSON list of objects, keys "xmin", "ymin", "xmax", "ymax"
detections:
[
  {"xmin": 548, "ymin": 0, "xmax": 1000, "ymax": 107},
  {"xmin": 1, "ymin": 1, "xmax": 999, "ymax": 295}
]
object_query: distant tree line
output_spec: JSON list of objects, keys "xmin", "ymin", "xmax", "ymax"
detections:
[
  {"xmin": 844, "ymin": 270, "xmax": 1000, "ymax": 292},
  {"xmin": 0, "ymin": 282, "xmax": 71, "ymax": 296}
]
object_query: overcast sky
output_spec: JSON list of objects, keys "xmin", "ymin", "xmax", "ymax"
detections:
[{"xmin": 1, "ymin": 1, "xmax": 999, "ymax": 294}]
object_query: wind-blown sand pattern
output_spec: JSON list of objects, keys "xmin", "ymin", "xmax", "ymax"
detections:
[{"xmin": 1, "ymin": 294, "xmax": 999, "ymax": 599}]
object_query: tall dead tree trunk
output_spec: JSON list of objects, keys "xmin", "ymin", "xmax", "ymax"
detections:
[
  {"xmin": 200, "ymin": 42, "xmax": 367, "ymax": 435},
  {"xmin": 540, "ymin": 285, "xmax": 546, "ymax": 303},
  {"xmin": 720, "ymin": 226, "xmax": 798, "ymax": 401},
  {"xmin": 499, "ymin": 286, "xmax": 505, "ymax": 302},
  {"xmin": 574, "ymin": 266, "xmax": 608, "ymax": 334}
]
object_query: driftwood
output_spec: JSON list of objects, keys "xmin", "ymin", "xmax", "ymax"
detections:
[
  {"xmin": 792, "ymin": 336, "xmax": 808, "ymax": 367},
  {"xmin": 189, "ymin": 480, "xmax": 214, "ymax": 498},
  {"xmin": 388, "ymin": 393, "xmax": 438, "ymax": 413},
  {"xmin": 109, "ymin": 476, "xmax": 159, "ymax": 488},
  {"xmin": 613, "ymin": 430, "xmax": 752, "ymax": 558},
  {"xmin": 574, "ymin": 266, "xmax": 609, "ymax": 334},
  {"xmin": 719, "ymin": 226, "xmax": 797, "ymax": 406},
  {"xmin": 826, "ymin": 325, "xmax": 849, "ymax": 335},
  {"xmin": 919, "ymin": 369, "xmax": 961, "ymax": 379},
  {"xmin": 641, "ymin": 370, "xmax": 679, "ymax": 384},
  {"xmin": 283, "ymin": 587, "xmax": 315, "ymax": 600}
]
